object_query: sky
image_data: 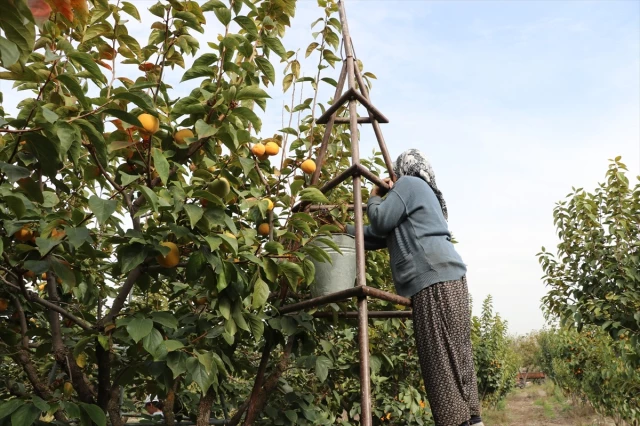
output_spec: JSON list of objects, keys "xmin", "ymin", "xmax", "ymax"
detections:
[
  {"xmin": 266, "ymin": 0, "xmax": 640, "ymax": 335},
  {"xmin": 3, "ymin": 0, "xmax": 639, "ymax": 335}
]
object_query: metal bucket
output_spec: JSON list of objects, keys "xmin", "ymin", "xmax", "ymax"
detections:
[{"xmin": 310, "ymin": 234, "xmax": 357, "ymax": 298}]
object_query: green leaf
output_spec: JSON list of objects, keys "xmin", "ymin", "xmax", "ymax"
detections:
[
  {"xmin": 299, "ymin": 187, "xmax": 329, "ymax": 204},
  {"xmin": 151, "ymin": 312, "xmax": 178, "ymax": 330},
  {"xmin": 0, "ymin": 162, "xmax": 30, "ymax": 182},
  {"xmin": 88, "ymin": 196, "xmax": 117, "ymax": 225},
  {"xmin": 112, "ymin": 92, "xmax": 156, "ymax": 115},
  {"xmin": 254, "ymin": 56, "xmax": 275, "ymax": 84},
  {"xmin": 51, "ymin": 257, "xmax": 76, "ymax": 287},
  {"xmin": 202, "ymin": 0, "xmax": 226, "ymax": 11},
  {"xmin": 285, "ymin": 411, "xmax": 298, "ymax": 423},
  {"xmin": 10, "ymin": 403, "xmax": 40, "ymax": 426},
  {"xmin": 234, "ymin": 16, "xmax": 258, "ymax": 36},
  {"xmin": 236, "ymin": 85, "xmax": 270, "ymax": 100},
  {"xmin": 231, "ymin": 107, "xmax": 261, "ymax": 132},
  {"xmin": 279, "ymin": 261, "xmax": 304, "ymax": 288},
  {"xmin": 261, "ymin": 36, "xmax": 287, "ymax": 60},
  {"xmin": 121, "ymin": 2, "xmax": 141, "ymax": 20},
  {"xmin": 103, "ymin": 109, "xmax": 143, "ymax": 128},
  {"xmin": 137, "ymin": 185, "xmax": 158, "ymax": 213},
  {"xmin": 69, "ymin": 52, "xmax": 107, "ymax": 85},
  {"xmin": 56, "ymin": 122, "xmax": 79, "ymax": 156},
  {"xmin": 16, "ymin": 176, "xmax": 43, "ymax": 204},
  {"xmin": 195, "ymin": 119, "xmax": 218, "ymax": 138},
  {"xmin": 164, "ymin": 340, "xmax": 184, "ymax": 352},
  {"xmin": 119, "ymin": 243, "xmax": 147, "ymax": 274},
  {"xmin": 35, "ymin": 237, "xmax": 60, "ymax": 257},
  {"xmin": 151, "ymin": 148, "xmax": 170, "ymax": 185},
  {"xmin": 252, "ymin": 277, "xmax": 269, "ymax": 310},
  {"xmin": 315, "ymin": 355, "xmax": 333, "ymax": 382},
  {"xmin": 41, "ymin": 107, "xmax": 59, "ymax": 123},
  {"xmin": 0, "ymin": 36, "xmax": 20, "ymax": 67},
  {"xmin": 127, "ymin": 318, "xmax": 154, "ymax": 343},
  {"xmin": 246, "ymin": 313, "xmax": 264, "ymax": 341},
  {"xmin": 218, "ymin": 297, "xmax": 231, "ymax": 320},
  {"xmin": 24, "ymin": 133, "xmax": 60, "ymax": 175},
  {"xmin": 305, "ymin": 42, "xmax": 319, "ymax": 58},
  {"xmin": 167, "ymin": 352, "xmax": 188, "ymax": 378},
  {"xmin": 186, "ymin": 357, "xmax": 214, "ymax": 394},
  {"xmin": 183, "ymin": 204, "xmax": 204, "ymax": 229},
  {"xmin": 186, "ymin": 250, "xmax": 206, "ymax": 281},
  {"xmin": 66, "ymin": 226, "xmax": 91, "ymax": 249},
  {"xmin": 56, "ymin": 74, "xmax": 90, "ymax": 110},
  {"xmin": 31, "ymin": 396, "xmax": 49, "ymax": 412},
  {"xmin": 75, "ymin": 119, "xmax": 108, "ymax": 168},
  {"xmin": 0, "ymin": 399, "xmax": 24, "ymax": 419},
  {"xmin": 142, "ymin": 328, "xmax": 164, "ymax": 357},
  {"xmin": 0, "ymin": 3, "xmax": 35, "ymax": 64},
  {"xmin": 175, "ymin": 10, "xmax": 203, "ymax": 31},
  {"xmin": 78, "ymin": 404, "xmax": 106, "ymax": 426},
  {"xmin": 181, "ymin": 66, "xmax": 217, "ymax": 82},
  {"xmin": 193, "ymin": 53, "xmax": 218, "ymax": 67},
  {"xmin": 213, "ymin": 7, "xmax": 231, "ymax": 25},
  {"xmin": 218, "ymin": 233, "xmax": 238, "ymax": 254}
]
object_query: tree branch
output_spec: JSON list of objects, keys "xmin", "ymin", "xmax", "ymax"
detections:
[
  {"xmin": 46, "ymin": 271, "xmax": 96, "ymax": 404},
  {"xmin": 98, "ymin": 264, "xmax": 145, "ymax": 327},
  {"xmin": 0, "ymin": 275, "xmax": 92, "ymax": 330},
  {"xmin": 238, "ymin": 336, "xmax": 297, "ymax": 426}
]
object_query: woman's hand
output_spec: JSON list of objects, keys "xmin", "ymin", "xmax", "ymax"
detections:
[{"xmin": 371, "ymin": 178, "xmax": 394, "ymax": 197}]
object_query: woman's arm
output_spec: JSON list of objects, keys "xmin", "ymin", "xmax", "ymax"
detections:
[
  {"xmin": 366, "ymin": 190, "xmax": 408, "ymax": 235},
  {"xmin": 345, "ymin": 224, "xmax": 387, "ymax": 250}
]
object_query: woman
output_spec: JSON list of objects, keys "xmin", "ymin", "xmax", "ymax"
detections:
[{"xmin": 342, "ymin": 149, "xmax": 483, "ymax": 426}]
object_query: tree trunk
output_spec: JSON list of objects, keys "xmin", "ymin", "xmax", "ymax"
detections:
[
  {"xmin": 163, "ymin": 378, "xmax": 181, "ymax": 426},
  {"xmin": 197, "ymin": 388, "xmax": 217, "ymax": 426},
  {"xmin": 107, "ymin": 385, "xmax": 124, "ymax": 426}
]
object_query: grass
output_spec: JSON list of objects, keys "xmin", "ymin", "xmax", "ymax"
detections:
[{"xmin": 480, "ymin": 382, "xmax": 613, "ymax": 426}]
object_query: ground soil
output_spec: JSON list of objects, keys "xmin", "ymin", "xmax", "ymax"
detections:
[{"xmin": 482, "ymin": 383, "xmax": 616, "ymax": 426}]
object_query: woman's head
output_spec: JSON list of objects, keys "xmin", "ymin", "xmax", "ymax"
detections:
[{"xmin": 394, "ymin": 149, "xmax": 448, "ymax": 220}]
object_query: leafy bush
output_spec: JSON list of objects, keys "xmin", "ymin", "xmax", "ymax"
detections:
[
  {"xmin": 536, "ymin": 327, "xmax": 640, "ymax": 424},
  {"xmin": 471, "ymin": 296, "xmax": 520, "ymax": 408}
]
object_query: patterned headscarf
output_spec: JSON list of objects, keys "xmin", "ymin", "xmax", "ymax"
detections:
[{"xmin": 393, "ymin": 149, "xmax": 448, "ymax": 220}]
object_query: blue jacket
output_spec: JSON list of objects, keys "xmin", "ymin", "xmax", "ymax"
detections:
[{"xmin": 347, "ymin": 176, "xmax": 467, "ymax": 297}]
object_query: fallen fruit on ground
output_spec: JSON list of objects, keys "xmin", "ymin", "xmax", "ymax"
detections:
[
  {"xmin": 258, "ymin": 223, "xmax": 270, "ymax": 236},
  {"xmin": 301, "ymin": 159, "xmax": 316, "ymax": 174},
  {"xmin": 264, "ymin": 142, "xmax": 279, "ymax": 156},
  {"xmin": 174, "ymin": 128, "xmax": 194, "ymax": 145},
  {"xmin": 138, "ymin": 113, "xmax": 159, "ymax": 134},
  {"xmin": 157, "ymin": 242, "xmax": 180, "ymax": 268},
  {"xmin": 14, "ymin": 227, "xmax": 33, "ymax": 242},
  {"xmin": 251, "ymin": 144, "xmax": 266, "ymax": 156},
  {"xmin": 208, "ymin": 178, "xmax": 231, "ymax": 198}
]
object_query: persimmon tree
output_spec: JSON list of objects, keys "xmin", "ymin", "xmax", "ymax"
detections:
[
  {"xmin": 538, "ymin": 157, "xmax": 640, "ymax": 365},
  {"xmin": 0, "ymin": 1, "xmax": 517, "ymax": 425}
]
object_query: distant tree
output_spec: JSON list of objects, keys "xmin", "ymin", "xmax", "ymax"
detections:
[{"xmin": 538, "ymin": 157, "xmax": 640, "ymax": 364}]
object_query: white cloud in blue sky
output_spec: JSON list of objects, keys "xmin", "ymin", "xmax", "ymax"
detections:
[{"xmin": 2, "ymin": 0, "xmax": 637, "ymax": 334}]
